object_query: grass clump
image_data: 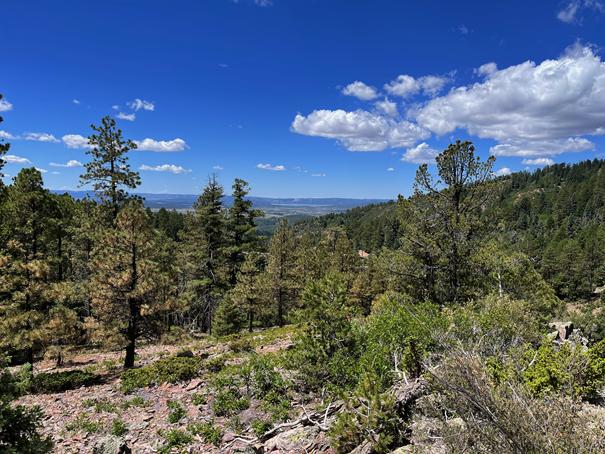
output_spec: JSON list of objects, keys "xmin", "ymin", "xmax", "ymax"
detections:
[
  {"xmin": 251, "ymin": 419, "xmax": 273, "ymax": 437},
  {"xmin": 64, "ymin": 412, "xmax": 104, "ymax": 434},
  {"xmin": 120, "ymin": 395, "xmax": 151, "ymax": 409},
  {"xmin": 187, "ymin": 419, "xmax": 222, "ymax": 446},
  {"xmin": 31, "ymin": 370, "xmax": 100, "ymax": 393},
  {"xmin": 167, "ymin": 400, "xmax": 187, "ymax": 424},
  {"xmin": 157, "ymin": 429, "xmax": 194, "ymax": 454},
  {"xmin": 120, "ymin": 356, "xmax": 202, "ymax": 394},
  {"xmin": 110, "ymin": 416, "xmax": 128, "ymax": 436}
]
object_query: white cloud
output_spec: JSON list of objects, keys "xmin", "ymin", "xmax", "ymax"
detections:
[
  {"xmin": 459, "ymin": 25, "xmax": 469, "ymax": 34},
  {"xmin": 400, "ymin": 142, "xmax": 440, "ymax": 164},
  {"xmin": 138, "ymin": 164, "xmax": 192, "ymax": 174},
  {"xmin": 256, "ymin": 164, "xmax": 286, "ymax": 171},
  {"xmin": 219, "ymin": 64, "xmax": 229, "ymax": 68},
  {"xmin": 311, "ymin": 173, "xmax": 326, "ymax": 177},
  {"xmin": 52, "ymin": 171, "xmax": 60, "ymax": 174},
  {"xmin": 375, "ymin": 98, "xmax": 398, "ymax": 116},
  {"xmin": 116, "ymin": 112, "xmax": 135, "ymax": 121},
  {"xmin": 4, "ymin": 155, "xmax": 32, "ymax": 164},
  {"xmin": 24, "ymin": 132, "xmax": 60, "ymax": 143},
  {"xmin": 292, "ymin": 166, "xmax": 300, "ymax": 169},
  {"xmin": 213, "ymin": 166, "xmax": 225, "ymax": 170},
  {"xmin": 62, "ymin": 134, "xmax": 91, "ymax": 149},
  {"xmin": 495, "ymin": 167, "xmax": 512, "ymax": 176},
  {"xmin": 557, "ymin": 0, "xmax": 604, "ymax": 23},
  {"xmin": 73, "ymin": 99, "xmax": 80, "ymax": 104},
  {"xmin": 384, "ymin": 75, "xmax": 419, "ymax": 98},
  {"xmin": 387, "ymin": 167, "xmax": 394, "ymax": 171},
  {"xmin": 383, "ymin": 74, "xmax": 450, "ymax": 98},
  {"xmin": 112, "ymin": 105, "xmax": 120, "ymax": 110},
  {"xmin": 291, "ymin": 109, "xmax": 429, "ymax": 151},
  {"xmin": 342, "ymin": 81, "xmax": 379, "ymax": 101},
  {"xmin": 238, "ymin": 125, "xmax": 243, "ymax": 128},
  {"xmin": 489, "ymin": 138, "xmax": 595, "ymax": 157},
  {"xmin": 35, "ymin": 168, "xmax": 48, "ymax": 173},
  {"xmin": 414, "ymin": 44, "xmax": 605, "ymax": 157},
  {"xmin": 0, "ymin": 97, "xmax": 13, "ymax": 112},
  {"xmin": 127, "ymin": 99, "xmax": 155, "ymax": 111},
  {"xmin": 521, "ymin": 158, "xmax": 555, "ymax": 166},
  {"xmin": 0, "ymin": 131, "xmax": 18, "ymax": 140},
  {"xmin": 50, "ymin": 160, "xmax": 83, "ymax": 168},
  {"xmin": 254, "ymin": 0, "xmax": 272, "ymax": 5},
  {"xmin": 134, "ymin": 138, "xmax": 188, "ymax": 152}
]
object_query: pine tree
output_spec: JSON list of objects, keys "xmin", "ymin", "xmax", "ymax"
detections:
[
  {"xmin": 79, "ymin": 116, "xmax": 141, "ymax": 220},
  {"xmin": 0, "ymin": 94, "xmax": 10, "ymax": 180},
  {"xmin": 211, "ymin": 296, "xmax": 244, "ymax": 337},
  {"xmin": 0, "ymin": 168, "xmax": 59, "ymax": 364},
  {"xmin": 226, "ymin": 179, "xmax": 264, "ymax": 285},
  {"xmin": 88, "ymin": 203, "xmax": 176, "ymax": 368},
  {"xmin": 231, "ymin": 252, "xmax": 266, "ymax": 332},
  {"xmin": 179, "ymin": 174, "xmax": 228, "ymax": 333},
  {"xmin": 266, "ymin": 219, "xmax": 298, "ymax": 327}
]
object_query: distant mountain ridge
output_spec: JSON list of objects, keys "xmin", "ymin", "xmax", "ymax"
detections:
[{"xmin": 50, "ymin": 190, "xmax": 390, "ymax": 213}]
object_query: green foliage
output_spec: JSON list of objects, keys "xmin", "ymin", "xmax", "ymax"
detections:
[
  {"xmin": 110, "ymin": 416, "xmax": 128, "ymax": 437},
  {"xmin": 251, "ymin": 419, "xmax": 273, "ymax": 437},
  {"xmin": 259, "ymin": 390, "xmax": 291, "ymax": 422},
  {"xmin": 210, "ymin": 375, "xmax": 249, "ymax": 416},
  {"xmin": 0, "ymin": 356, "xmax": 53, "ymax": 454},
  {"xmin": 212, "ymin": 296, "xmax": 244, "ymax": 337},
  {"xmin": 64, "ymin": 412, "xmax": 103, "ymax": 433},
  {"xmin": 120, "ymin": 395, "xmax": 150, "ymax": 409},
  {"xmin": 120, "ymin": 356, "xmax": 202, "ymax": 394},
  {"xmin": 204, "ymin": 356, "xmax": 226, "ymax": 374},
  {"xmin": 228, "ymin": 337, "xmax": 253, "ymax": 353},
  {"xmin": 167, "ymin": 400, "xmax": 187, "ymax": 424},
  {"xmin": 187, "ymin": 420, "xmax": 222, "ymax": 446},
  {"xmin": 249, "ymin": 354, "xmax": 287, "ymax": 398},
  {"xmin": 93, "ymin": 398, "xmax": 118, "ymax": 413},
  {"xmin": 191, "ymin": 393, "xmax": 207, "ymax": 405},
  {"xmin": 329, "ymin": 374, "xmax": 401, "ymax": 454},
  {"xmin": 156, "ymin": 429, "xmax": 194, "ymax": 454},
  {"xmin": 30, "ymin": 370, "xmax": 99, "ymax": 394}
]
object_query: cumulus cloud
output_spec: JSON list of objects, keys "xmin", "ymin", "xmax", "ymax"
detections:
[
  {"xmin": 36, "ymin": 168, "xmax": 48, "ymax": 173},
  {"xmin": 256, "ymin": 164, "xmax": 286, "ymax": 171},
  {"xmin": 50, "ymin": 160, "xmax": 83, "ymax": 167},
  {"xmin": 24, "ymin": 132, "xmax": 60, "ymax": 143},
  {"xmin": 112, "ymin": 105, "xmax": 120, "ymax": 110},
  {"xmin": 387, "ymin": 167, "xmax": 394, "ymax": 171},
  {"xmin": 0, "ymin": 131, "xmax": 18, "ymax": 140},
  {"xmin": 291, "ymin": 109, "xmax": 429, "ymax": 151},
  {"xmin": 400, "ymin": 142, "xmax": 440, "ymax": 164},
  {"xmin": 116, "ymin": 112, "xmax": 135, "ymax": 121},
  {"xmin": 0, "ymin": 97, "xmax": 13, "ymax": 112},
  {"xmin": 213, "ymin": 166, "xmax": 225, "ymax": 170},
  {"xmin": 127, "ymin": 99, "xmax": 155, "ymax": 111},
  {"xmin": 138, "ymin": 164, "xmax": 192, "ymax": 174},
  {"xmin": 62, "ymin": 134, "xmax": 91, "ymax": 149},
  {"xmin": 521, "ymin": 158, "xmax": 555, "ymax": 166},
  {"xmin": 384, "ymin": 74, "xmax": 451, "ymax": 98},
  {"xmin": 495, "ymin": 167, "xmax": 512, "ymax": 176},
  {"xmin": 342, "ymin": 81, "xmax": 379, "ymax": 100},
  {"xmin": 375, "ymin": 98, "xmax": 398, "ymax": 116},
  {"xmin": 489, "ymin": 138, "xmax": 595, "ymax": 157},
  {"xmin": 134, "ymin": 138, "xmax": 188, "ymax": 152},
  {"xmin": 311, "ymin": 173, "xmax": 326, "ymax": 177},
  {"xmin": 4, "ymin": 155, "xmax": 32, "ymax": 164},
  {"xmin": 415, "ymin": 44, "xmax": 605, "ymax": 157},
  {"xmin": 73, "ymin": 99, "xmax": 80, "ymax": 104}
]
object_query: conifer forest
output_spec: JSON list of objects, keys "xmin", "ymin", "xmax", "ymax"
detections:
[{"xmin": 3, "ymin": 103, "xmax": 605, "ymax": 453}]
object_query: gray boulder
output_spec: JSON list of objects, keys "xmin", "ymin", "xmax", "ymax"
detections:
[{"xmin": 92, "ymin": 436, "xmax": 131, "ymax": 454}]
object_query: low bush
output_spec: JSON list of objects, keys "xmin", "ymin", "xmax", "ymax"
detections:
[
  {"xmin": 167, "ymin": 400, "xmax": 187, "ymax": 424},
  {"xmin": 204, "ymin": 356, "xmax": 225, "ymax": 374},
  {"xmin": 31, "ymin": 370, "xmax": 100, "ymax": 394},
  {"xmin": 64, "ymin": 412, "xmax": 104, "ymax": 434},
  {"xmin": 157, "ymin": 429, "xmax": 194, "ymax": 454},
  {"xmin": 187, "ymin": 419, "xmax": 222, "ymax": 446},
  {"xmin": 229, "ymin": 338, "xmax": 254, "ymax": 353},
  {"xmin": 251, "ymin": 419, "xmax": 273, "ymax": 437},
  {"xmin": 120, "ymin": 356, "xmax": 202, "ymax": 394},
  {"xmin": 110, "ymin": 417, "xmax": 128, "ymax": 436}
]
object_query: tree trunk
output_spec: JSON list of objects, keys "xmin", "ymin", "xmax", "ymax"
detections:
[
  {"xmin": 249, "ymin": 309, "xmax": 253, "ymax": 333},
  {"xmin": 26, "ymin": 347, "xmax": 34, "ymax": 365},
  {"xmin": 125, "ymin": 332, "xmax": 136, "ymax": 368}
]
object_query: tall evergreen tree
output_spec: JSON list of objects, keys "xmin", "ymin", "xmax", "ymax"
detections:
[
  {"xmin": 88, "ymin": 203, "xmax": 177, "ymax": 368},
  {"xmin": 231, "ymin": 252, "xmax": 265, "ymax": 332},
  {"xmin": 79, "ymin": 116, "xmax": 141, "ymax": 220},
  {"xmin": 226, "ymin": 179, "xmax": 264, "ymax": 285}
]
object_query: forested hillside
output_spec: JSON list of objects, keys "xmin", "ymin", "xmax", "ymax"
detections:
[{"xmin": 2, "ymin": 110, "xmax": 605, "ymax": 454}]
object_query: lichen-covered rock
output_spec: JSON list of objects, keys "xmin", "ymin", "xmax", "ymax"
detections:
[
  {"xmin": 92, "ymin": 436, "xmax": 131, "ymax": 454},
  {"xmin": 264, "ymin": 426, "xmax": 320, "ymax": 453}
]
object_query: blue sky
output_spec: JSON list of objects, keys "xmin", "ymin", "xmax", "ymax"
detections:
[{"xmin": 1, "ymin": 0, "xmax": 605, "ymax": 198}]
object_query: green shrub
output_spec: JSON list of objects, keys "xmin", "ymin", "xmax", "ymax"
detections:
[
  {"xmin": 31, "ymin": 370, "xmax": 100, "ymax": 394},
  {"xmin": 94, "ymin": 398, "xmax": 118, "ymax": 413},
  {"xmin": 229, "ymin": 338, "xmax": 253, "ymax": 353},
  {"xmin": 120, "ymin": 356, "xmax": 202, "ymax": 394},
  {"xmin": 259, "ymin": 390, "xmax": 291, "ymax": 422},
  {"xmin": 250, "ymin": 354, "xmax": 287, "ymax": 397},
  {"xmin": 120, "ymin": 395, "xmax": 151, "ymax": 409},
  {"xmin": 211, "ymin": 375, "xmax": 249, "ymax": 416},
  {"xmin": 157, "ymin": 429, "xmax": 194, "ymax": 454},
  {"xmin": 205, "ymin": 356, "xmax": 225, "ymax": 374},
  {"xmin": 65, "ymin": 412, "xmax": 104, "ymax": 433},
  {"xmin": 110, "ymin": 417, "xmax": 128, "ymax": 436},
  {"xmin": 251, "ymin": 419, "xmax": 273, "ymax": 437},
  {"xmin": 187, "ymin": 419, "xmax": 222, "ymax": 446},
  {"xmin": 191, "ymin": 393, "xmax": 206, "ymax": 405},
  {"xmin": 167, "ymin": 400, "xmax": 187, "ymax": 424}
]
